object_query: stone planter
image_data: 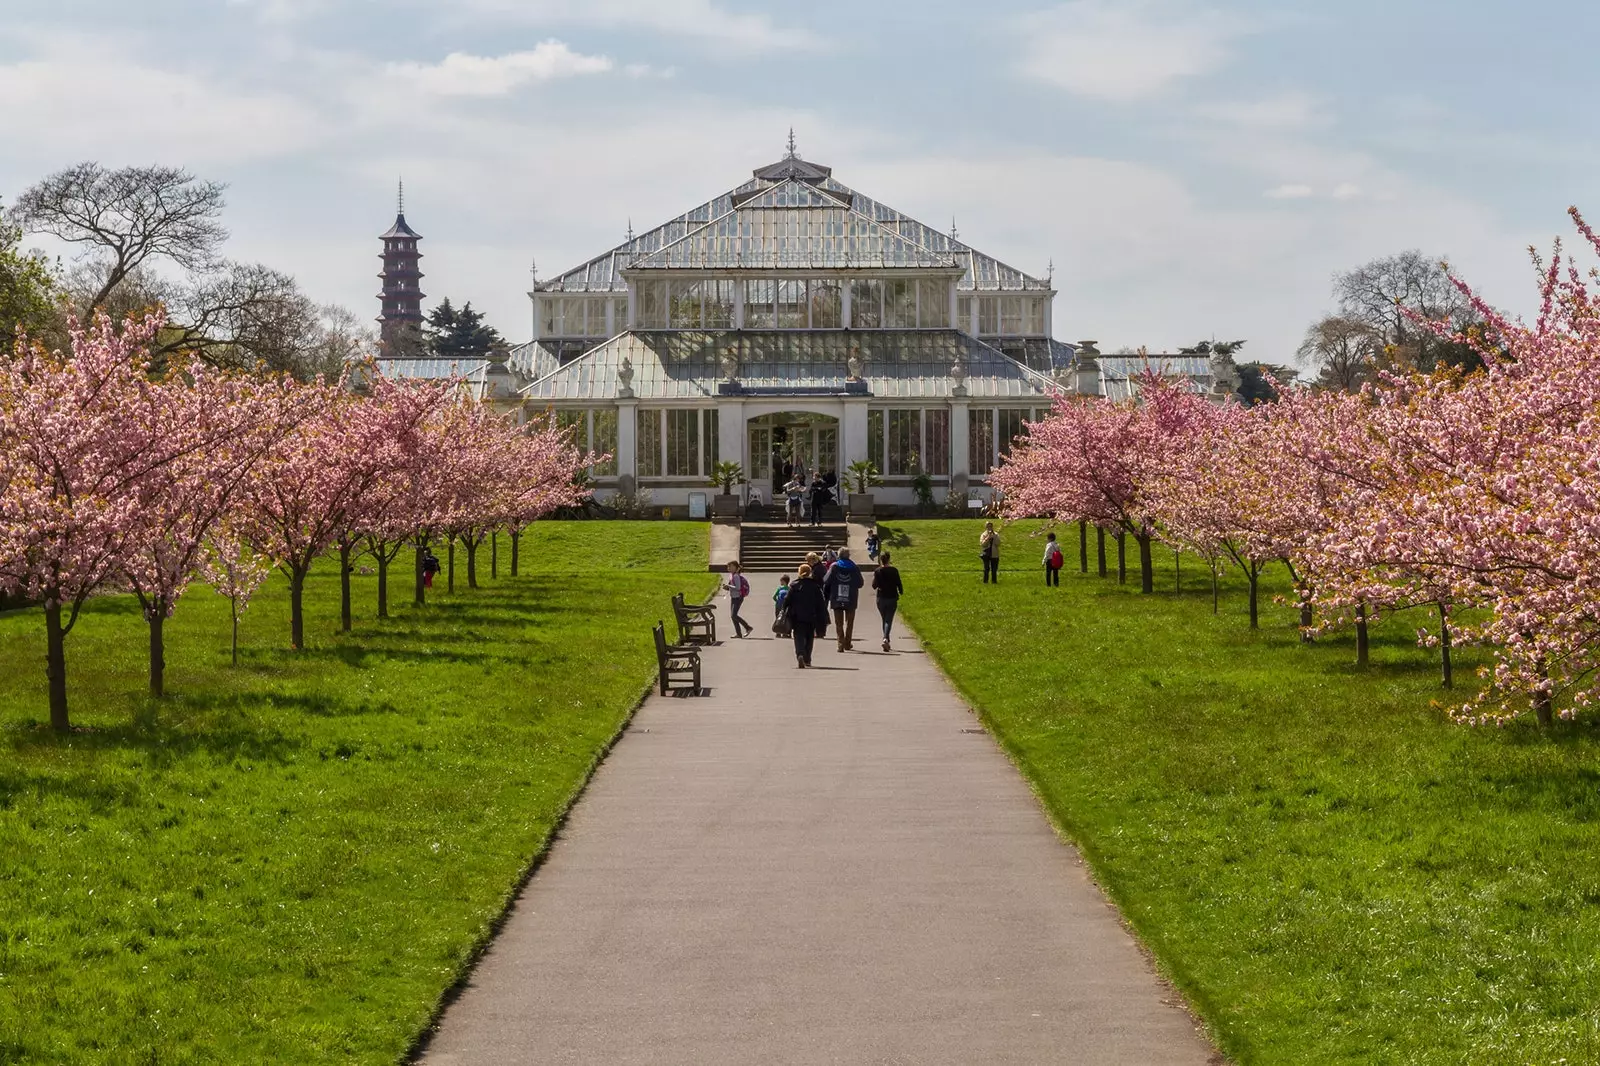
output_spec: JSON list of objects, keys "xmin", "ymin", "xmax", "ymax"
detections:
[
  {"xmin": 713, "ymin": 493, "xmax": 742, "ymax": 516},
  {"xmin": 847, "ymin": 493, "xmax": 876, "ymax": 518}
]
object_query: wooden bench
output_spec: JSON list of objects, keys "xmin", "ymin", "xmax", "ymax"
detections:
[
  {"xmin": 653, "ymin": 621, "xmax": 701, "ymax": 696},
  {"xmin": 672, "ymin": 592, "xmax": 717, "ymax": 645}
]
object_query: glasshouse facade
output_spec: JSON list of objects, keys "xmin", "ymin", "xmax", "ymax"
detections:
[{"xmin": 512, "ymin": 148, "xmax": 1083, "ymax": 510}]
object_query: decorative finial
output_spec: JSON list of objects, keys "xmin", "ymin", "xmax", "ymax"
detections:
[
  {"xmin": 625, "ymin": 218, "xmax": 635, "ymax": 243},
  {"xmin": 950, "ymin": 217, "xmax": 959, "ymax": 241},
  {"xmin": 786, "ymin": 127, "xmax": 798, "ymax": 159},
  {"xmin": 529, "ymin": 257, "xmax": 538, "ymax": 285},
  {"xmin": 397, "ymin": 178, "xmax": 404, "ymax": 215},
  {"xmin": 1047, "ymin": 258, "xmax": 1055, "ymax": 284}
]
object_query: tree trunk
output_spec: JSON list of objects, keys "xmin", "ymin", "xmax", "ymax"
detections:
[
  {"xmin": 1355, "ymin": 601, "xmax": 1369, "ymax": 667},
  {"xmin": 1286, "ymin": 562, "xmax": 1314, "ymax": 642},
  {"xmin": 511, "ymin": 529, "xmax": 521, "ymax": 577},
  {"xmin": 492, "ymin": 532, "xmax": 498, "ymax": 579},
  {"xmin": 467, "ymin": 538, "xmax": 479, "ymax": 589},
  {"xmin": 1533, "ymin": 658, "xmax": 1554, "ymax": 726},
  {"xmin": 230, "ymin": 593, "xmax": 239, "ymax": 667},
  {"xmin": 1116, "ymin": 532, "xmax": 1126, "ymax": 585},
  {"xmin": 1137, "ymin": 533, "xmax": 1153, "ymax": 594},
  {"xmin": 414, "ymin": 537, "xmax": 426, "ymax": 607},
  {"xmin": 1096, "ymin": 527, "xmax": 1106, "ymax": 576},
  {"xmin": 1078, "ymin": 520, "xmax": 1088, "ymax": 573},
  {"xmin": 44, "ymin": 601, "xmax": 70, "ymax": 732},
  {"xmin": 148, "ymin": 604, "xmax": 166, "ymax": 698},
  {"xmin": 1247, "ymin": 562, "xmax": 1259, "ymax": 629},
  {"xmin": 1438, "ymin": 601, "xmax": 1453, "ymax": 689},
  {"xmin": 289, "ymin": 566, "xmax": 307, "ymax": 651},
  {"xmin": 1175, "ymin": 548, "xmax": 1181, "ymax": 592},
  {"xmin": 447, "ymin": 537, "xmax": 456, "ymax": 595},
  {"xmin": 339, "ymin": 541, "xmax": 353, "ymax": 634},
  {"xmin": 377, "ymin": 546, "xmax": 389, "ymax": 619},
  {"xmin": 1211, "ymin": 566, "xmax": 1219, "ymax": 615}
]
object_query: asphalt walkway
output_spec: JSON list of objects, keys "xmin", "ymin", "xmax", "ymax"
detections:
[{"xmin": 417, "ymin": 575, "xmax": 1217, "ymax": 1064}]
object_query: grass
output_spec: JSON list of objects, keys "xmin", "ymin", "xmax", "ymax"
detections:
[
  {"xmin": 883, "ymin": 519, "xmax": 1600, "ymax": 1066},
  {"xmin": 0, "ymin": 521, "xmax": 713, "ymax": 1064}
]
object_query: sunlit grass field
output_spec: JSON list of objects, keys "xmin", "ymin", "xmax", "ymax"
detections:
[
  {"xmin": 0, "ymin": 522, "xmax": 712, "ymax": 1064},
  {"xmin": 887, "ymin": 519, "xmax": 1600, "ymax": 1065}
]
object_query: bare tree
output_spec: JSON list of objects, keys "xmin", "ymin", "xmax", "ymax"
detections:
[
  {"xmin": 1298, "ymin": 315, "xmax": 1382, "ymax": 393},
  {"xmin": 15, "ymin": 163, "xmax": 226, "ymax": 314},
  {"xmin": 1333, "ymin": 251, "xmax": 1475, "ymax": 372}
]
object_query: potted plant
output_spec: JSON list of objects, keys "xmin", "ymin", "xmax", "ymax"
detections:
[
  {"xmin": 709, "ymin": 460, "xmax": 744, "ymax": 516},
  {"xmin": 845, "ymin": 459, "xmax": 882, "ymax": 518}
]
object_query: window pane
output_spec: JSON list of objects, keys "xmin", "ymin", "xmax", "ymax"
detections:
[
  {"xmin": 1001, "ymin": 296, "xmax": 1025, "ymax": 336},
  {"xmin": 637, "ymin": 409, "xmax": 662, "ymax": 477},
  {"xmin": 925, "ymin": 408, "xmax": 950, "ymax": 475},
  {"xmin": 666, "ymin": 409, "xmax": 700, "ymax": 476},
  {"xmin": 705, "ymin": 408, "xmax": 719, "ymax": 469},
  {"xmin": 777, "ymin": 279, "xmax": 808, "ymax": 329},
  {"xmin": 969, "ymin": 409, "xmax": 995, "ymax": 476},
  {"xmin": 977, "ymin": 297, "xmax": 998, "ymax": 335},
  {"xmin": 850, "ymin": 279, "xmax": 882, "ymax": 329},
  {"xmin": 637, "ymin": 281, "xmax": 668, "ymax": 329},
  {"xmin": 593, "ymin": 408, "xmax": 618, "ymax": 475},
  {"xmin": 868, "ymin": 409, "xmax": 884, "ymax": 472},
  {"xmin": 669, "ymin": 280, "xmax": 703, "ymax": 328},
  {"xmin": 810, "ymin": 280, "xmax": 842, "ymax": 328},
  {"xmin": 705, "ymin": 280, "xmax": 735, "ymax": 328},
  {"xmin": 884, "ymin": 279, "xmax": 916, "ymax": 328},
  {"xmin": 539, "ymin": 297, "xmax": 557, "ymax": 336},
  {"xmin": 918, "ymin": 280, "xmax": 950, "ymax": 328},
  {"xmin": 744, "ymin": 279, "xmax": 775, "ymax": 328},
  {"xmin": 997, "ymin": 408, "xmax": 1030, "ymax": 459},
  {"xmin": 887, "ymin": 409, "xmax": 919, "ymax": 475},
  {"xmin": 1027, "ymin": 297, "xmax": 1047, "ymax": 335},
  {"xmin": 749, "ymin": 426, "xmax": 772, "ymax": 483},
  {"xmin": 956, "ymin": 296, "xmax": 972, "ymax": 332},
  {"xmin": 613, "ymin": 297, "xmax": 629, "ymax": 333},
  {"xmin": 555, "ymin": 408, "xmax": 586, "ymax": 444}
]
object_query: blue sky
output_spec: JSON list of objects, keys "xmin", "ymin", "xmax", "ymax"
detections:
[{"xmin": 1, "ymin": 0, "xmax": 1592, "ymax": 362}]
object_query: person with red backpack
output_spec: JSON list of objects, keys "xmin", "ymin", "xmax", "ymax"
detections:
[
  {"xmin": 1042, "ymin": 531, "xmax": 1064, "ymax": 587},
  {"xmin": 723, "ymin": 560, "xmax": 754, "ymax": 638}
]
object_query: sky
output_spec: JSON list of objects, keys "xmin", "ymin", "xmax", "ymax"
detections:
[{"xmin": 1, "ymin": 0, "xmax": 1594, "ymax": 364}]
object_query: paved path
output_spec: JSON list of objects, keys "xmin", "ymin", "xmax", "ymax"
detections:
[{"xmin": 418, "ymin": 576, "xmax": 1217, "ymax": 1065}]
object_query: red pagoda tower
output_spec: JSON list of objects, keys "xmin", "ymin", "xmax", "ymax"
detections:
[{"xmin": 377, "ymin": 181, "xmax": 424, "ymax": 354}]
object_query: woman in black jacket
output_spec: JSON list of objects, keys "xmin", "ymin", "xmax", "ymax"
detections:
[
  {"xmin": 781, "ymin": 563, "xmax": 829, "ymax": 668},
  {"xmin": 871, "ymin": 550, "xmax": 904, "ymax": 652}
]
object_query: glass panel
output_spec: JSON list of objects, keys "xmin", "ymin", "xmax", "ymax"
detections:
[
  {"xmin": 925, "ymin": 408, "xmax": 950, "ymax": 475},
  {"xmin": 969, "ymin": 409, "xmax": 995, "ymax": 476},
  {"xmin": 884, "ymin": 279, "xmax": 916, "ymax": 329},
  {"xmin": 850, "ymin": 279, "xmax": 882, "ymax": 329},
  {"xmin": 637, "ymin": 281, "xmax": 668, "ymax": 329},
  {"xmin": 555, "ymin": 408, "xmax": 587, "ymax": 445},
  {"xmin": 918, "ymin": 279, "xmax": 950, "ymax": 328},
  {"xmin": 749, "ymin": 426, "xmax": 772, "ymax": 483},
  {"xmin": 997, "ymin": 408, "xmax": 1030, "ymax": 459},
  {"xmin": 818, "ymin": 425, "xmax": 838, "ymax": 477},
  {"xmin": 666, "ymin": 409, "xmax": 700, "ymax": 477},
  {"xmin": 977, "ymin": 296, "xmax": 999, "ymax": 335},
  {"xmin": 539, "ymin": 297, "xmax": 557, "ymax": 336},
  {"xmin": 1001, "ymin": 296, "xmax": 1026, "ymax": 336},
  {"xmin": 592, "ymin": 408, "xmax": 618, "ymax": 475},
  {"xmin": 705, "ymin": 280, "xmax": 735, "ymax": 328},
  {"xmin": 1026, "ymin": 297, "xmax": 1047, "ymax": 335},
  {"xmin": 705, "ymin": 408, "xmax": 719, "ymax": 469},
  {"xmin": 669, "ymin": 280, "xmax": 704, "ymax": 329},
  {"xmin": 744, "ymin": 279, "xmax": 775, "ymax": 328},
  {"xmin": 887, "ymin": 409, "xmax": 919, "ymax": 475},
  {"xmin": 637, "ymin": 408, "xmax": 662, "ymax": 477},
  {"xmin": 613, "ymin": 297, "xmax": 629, "ymax": 333},
  {"xmin": 777, "ymin": 279, "xmax": 808, "ymax": 329},
  {"xmin": 868, "ymin": 409, "xmax": 884, "ymax": 473},
  {"xmin": 810, "ymin": 280, "xmax": 842, "ymax": 328},
  {"xmin": 956, "ymin": 296, "xmax": 972, "ymax": 332}
]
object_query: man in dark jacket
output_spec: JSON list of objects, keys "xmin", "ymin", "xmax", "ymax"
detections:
[
  {"xmin": 781, "ymin": 563, "xmax": 828, "ymax": 668},
  {"xmin": 822, "ymin": 547, "xmax": 865, "ymax": 652}
]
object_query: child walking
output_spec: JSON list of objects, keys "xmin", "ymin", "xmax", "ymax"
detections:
[
  {"xmin": 723, "ymin": 561, "xmax": 754, "ymax": 638},
  {"xmin": 1042, "ymin": 531, "xmax": 1063, "ymax": 586}
]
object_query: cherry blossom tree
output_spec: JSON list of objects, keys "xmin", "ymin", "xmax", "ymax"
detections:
[{"xmin": 200, "ymin": 528, "xmax": 272, "ymax": 667}]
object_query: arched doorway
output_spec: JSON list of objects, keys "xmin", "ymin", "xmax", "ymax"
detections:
[{"xmin": 747, "ymin": 412, "xmax": 840, "ymax": 497}]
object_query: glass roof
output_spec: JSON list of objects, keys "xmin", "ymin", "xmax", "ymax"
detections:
[
  {"xmin": 1095, "ymin": 356, "xmax": 1213, "ymax": 402},
  {"xmin": 520, "ymin": 330, "xmax": 1064, "ymax": 403},
  {"xmin": 537, "ymin": 157, "xmax": 1051, "ymax": 294}
]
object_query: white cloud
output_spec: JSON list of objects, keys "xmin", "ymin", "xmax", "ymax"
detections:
[
  {"xmin": 434, "ymin": 0, "xmax": 823, "ymax": 52},
  {"xmin": 1015, "ymin": 0, "xmax": 1254, "ymax": 102},
  {"xmin": 1194, "ymin": 93, "xmax": 1323, "ymax": 131},
  {"xmin": 1265, "ymin": 183, "xmax": 1314, "ymax": 199},
  {"xmin": 386, "ymin": 41, "xmax": 612, "ymax": 96},
  {"xmin": 1331, "ymin": 182, "xmax": 1362, "ymax": 200}
]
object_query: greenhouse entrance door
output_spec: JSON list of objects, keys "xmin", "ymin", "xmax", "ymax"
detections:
[{"xmin": 747, "ymin": 413, "xmax": 840, "ymax": 497}]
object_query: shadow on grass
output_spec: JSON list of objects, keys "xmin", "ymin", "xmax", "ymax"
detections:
[{"xmin": 5, "ymin": 701, "xmax": 301, "ymax": 766}]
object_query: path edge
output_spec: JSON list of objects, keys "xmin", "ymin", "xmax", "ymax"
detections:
[{"xmin": 901, "ymin": 613, "xmax": 1233, "ymax": 1066}]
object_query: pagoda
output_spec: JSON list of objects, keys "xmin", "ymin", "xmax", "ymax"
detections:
[{"xmin": 377, "ymin": 181, "xmax": 425, "ymax": 354}]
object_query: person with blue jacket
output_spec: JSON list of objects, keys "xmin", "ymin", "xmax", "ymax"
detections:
[{"xmin": 822, "ymin": 546, "xmax": 865, "ymax": 652}]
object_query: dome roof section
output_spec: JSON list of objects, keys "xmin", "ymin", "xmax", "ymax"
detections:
[{"xmin": 381, "ymin": 213, "xmax": 421, "ymax": 239}]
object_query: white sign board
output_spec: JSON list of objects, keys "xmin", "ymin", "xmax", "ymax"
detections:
[{"xmin": 688, "ymin": 492, "xmax": 708, "ymax": 519}]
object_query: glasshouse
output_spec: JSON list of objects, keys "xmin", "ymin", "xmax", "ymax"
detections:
[{"xmin": 508, "ymin": 145, "xmax": 1231, "ymax": 510}]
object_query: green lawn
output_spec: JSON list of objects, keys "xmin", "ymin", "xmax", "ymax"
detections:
[
  {"xmin": 0, "ymin": 522, "xmax": 712, "ymax": 1064},
  {"xmin": 884, "ymin": 519, "xmax": 1600, "ymax": 1066}
]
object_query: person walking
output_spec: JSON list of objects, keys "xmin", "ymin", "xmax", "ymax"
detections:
[
  {"xmin": 1042, "ymin": 531, "xmax": 1063, "ymax": 587},
  {"xmin": 782, "ymin": 563, "xmax": 828, "ymax": 668},
  {"xmin": 979, "ymin": 521, "xmax": 1000, "ymax": 584},
  {"xmin": 723, "ymin": 561, "xmax": 754, "ymax": 638},
  {"xmin": 872, "ymin": 550, "xmax": 904, "ymax": 652},
  {"xmin": 784, "ymin": 475, "xmax": 805, "ymax": 526},
  {"xmin": 808, "ymin": 474, "xmax": 832, "ymax": 526},
  {"xmin": 823, "ymin": 546, "xmax": 864, "ymax": 652},
  {"xmin": 865, "ymin": 525, "xmax": 881, "ymax": 562}
]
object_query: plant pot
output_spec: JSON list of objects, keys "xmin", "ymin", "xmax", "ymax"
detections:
[
  {"xmin": 713, "ymin": 493, "xmax": 742, "ymax": 516},
  {"xmin": 848, "ymin": 493, "xmax": 876, "ymax": 517}
]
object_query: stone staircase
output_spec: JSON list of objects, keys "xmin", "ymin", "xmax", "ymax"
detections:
[{"xmin": 740, "ymin": 518, "xmax": 852, "ymax": 573}]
